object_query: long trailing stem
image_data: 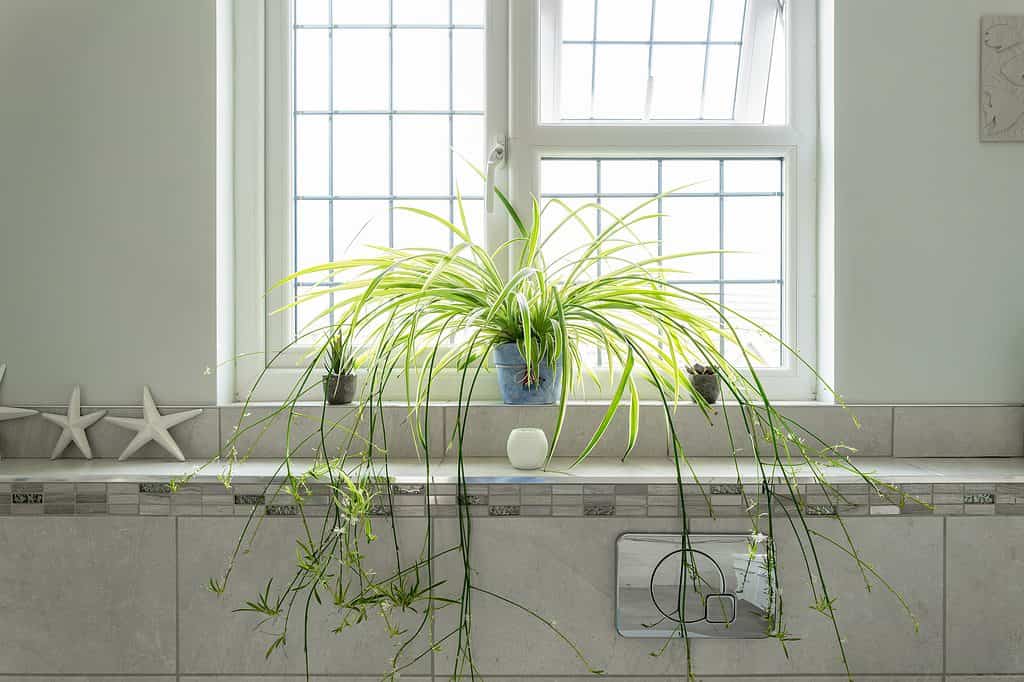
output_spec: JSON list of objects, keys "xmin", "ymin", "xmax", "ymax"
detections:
[{"xmin": 182, "ymin": 184, "xmax": 916, "ymax": 682}]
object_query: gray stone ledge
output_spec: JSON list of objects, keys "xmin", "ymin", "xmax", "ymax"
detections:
[{"xmin": 0, "ymin": 456, "xmax": 1022, "ymax": 485}]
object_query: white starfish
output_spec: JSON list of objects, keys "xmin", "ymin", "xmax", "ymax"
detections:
[
  {"xmin": 41, "ymin": 386, "xmax": 106, "ymax": 460},
  {"xmin": 106, "ymin": 386, "xmax": 202, "ymax": 461},
  {"xmin": 0, "ymin": 363, "xmax": 38, "ymax": 423}
]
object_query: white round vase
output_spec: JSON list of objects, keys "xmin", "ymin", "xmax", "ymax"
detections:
[{"xmin": 506, "ymin": 427, "xmax": 548, "ymax": 470}]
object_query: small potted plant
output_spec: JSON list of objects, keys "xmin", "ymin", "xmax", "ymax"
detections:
[
  {"xmin": 493, "ymin": 340, "xmax": 561, "ymax": 405},
  {"xmin": 322, "ymin": 332, "xmax": 357, "ymax": 405},
  {"xmin": 686, "ymin": 363, "xmax": 720, "ymax": 404}
]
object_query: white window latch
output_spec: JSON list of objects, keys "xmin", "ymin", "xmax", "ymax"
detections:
[{"xmin": 485, "ymin": 135, "xmax": 507, "ymax": 213}]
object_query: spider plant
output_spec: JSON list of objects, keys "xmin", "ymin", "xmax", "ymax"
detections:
[
  {"xmin": 321, "ymin": 331, "xmax": 357, "ymax": 377},
  {"xmin": 183, "ymin": 184, "xmax": 920, "ymax": 682}
]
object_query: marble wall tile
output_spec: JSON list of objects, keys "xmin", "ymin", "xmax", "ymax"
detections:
[
  {"xmin": 781, "ymin": 405, "xmax": 893, "ymax": 457},
  {"xmin": 465, "ymin": 678, "xmax": 941, "ymax": 682},
  {"xmin": 220, "ymin": 404, "xmax": 443, "ymax": 459},
  {"xmin": 0, "ymin": 517, "xmax": 176, "ymax": 674},
  {"xmin": 431, "ymin": 516, "xmax": 941, "ymax": 678},
  {"xmin": 0, "ymin": 410, "xmax": 64, "ymax": 459},
  {"xmin": 0, "ymin": 678, "xmax": 177, "ymax": 682},
  {"xmin": 177, "ymin": 517, "xmax": 432, "ymax": 676},
  {"xmin": 442, "ymin": 402, "xmax": 669, "ymax": 459},
  {"xmin": 947, "ymin": 517, "xmax": 1024, "ymax": 674},
  {"xmin": 4, "ymin": 402, "xmax": 1024, "ymax": 463},
  {"xmin": 669, "ymin": 404, "xmax": 892, "ymax": 458},
  {"xmin": 0, "ymin": 406, "xmax": 219, "ymax": 460},
  {"xmin": 179, "ymin": 678, "xmax": 428, "ymax": 682},
  {"xmin": 894, "ymin": 406, "xmax": 1024, "ymax": 457}
]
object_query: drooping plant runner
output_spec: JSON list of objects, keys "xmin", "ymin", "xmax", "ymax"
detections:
[{"xmin": 179, "ymin": 184, "xmax": 920, "ymax": 681}]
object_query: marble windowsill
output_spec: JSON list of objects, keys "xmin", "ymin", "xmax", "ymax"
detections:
[{"xmin": 0, "ymin": 456, "xmax": 1022, "ymax": 485}]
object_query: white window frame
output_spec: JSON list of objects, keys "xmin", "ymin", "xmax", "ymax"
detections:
[
  {"xmin": 510, "ymin": 0, "xmax": 817, "ymax": 401},
  {"xmin": 234, "ymin": 0, "xmax": 817, "ymax": 402}
]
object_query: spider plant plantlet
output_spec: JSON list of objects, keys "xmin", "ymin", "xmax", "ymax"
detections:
[{"xmin": 182, "ymin": 179, "xmax": 922, "ymax": 682}]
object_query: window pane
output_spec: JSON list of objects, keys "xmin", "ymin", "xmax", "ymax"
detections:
[
  {"xmin": 649, "ymin": 45, "xmax": 705, "ymax": 119},
  {"xmin": 295, "ymin": 115, "xmax": 330, "ymax": 195},
  {"xmin": 710, "ymin": 0, "xmax": 747, "ymax": 42},
  {"xmin": 333, "ymin": 0, "xmax": 388, "ymax": 25},
  {"xmin": 292, "ymin": 0, "xmax": 484, "ymax": 338},
  {"xmin": 296, "ymin": 0, "xmax": 329, "ymax": 25},
  {"xmin": 595, "ymin": 0, "xmax": 652, "ymax": 41},
  {"xmin": 393, "ymin": 115, "xmax": 450, "ymax": 195},
  {"xmin": 592, "ymin": 44, "xmax": 648, "ymax": 119},
  {"xmin": 542, "ymin": 0, "xmax": 782, "ymax": 122},
  {"xmin": 662, "ymin": 196, "xmax": 719, "ymax": 280},
  {"xmin": 559, "ymin": 44, "xmax": 594, "ymax": 119},
  {"xmin": 601, "ymin": 196, "xmax": 659, "ymax": 268},
  {"xmin": 394, "ymin": 200, "xmax": 451, "ymax": 250},
  {"xmin": 540, "ymin": 157, "xmax": 784, "ymax": 368},
  {"xmin": 764, "ymin": 10, "xmax": 786, "ymax": 124},
  {"xmin": 701, "ymin": 44, "xmax": 740, "ymax": 119},
  {"xmin": 723, "ymin": 195, "xmax": 781, "ymax": 280},
  {"xmin": 723, "ymin": 283, "xmax": 782, "ymax": 366},
  {"xmin": 452, "ymin": 0, "xmax": 484, "ymax": 25},
  {"xmin": 394, "ymin": 29, "xmax": 449, "ymax": 110},
  {"xmin": 296, "ymin": 200, "xmax": 330, "ymax": 273},
  {"xmin": 654, "ymin": 0, "xmax": 710, "ymax": 42},
  {"xmin": 662, "ymin": 160, "xmax": 720, "ymax": 193},
  {"xmin": 452, "ymin": 115, "xmax": 485, "ymax": 196},
  {"xmin": 561, "ymin": 0, "xmax": 596, "ymax": 41},
  {"xmin": 723, "ymin": 159, "xmax": 782, "ymax": 193},
  {"xmin": 333, "ymin": 30, "xmax": 388, "ymax": 110},
  {"xmin": 460, "ymin": 199, "xmax": 486, "ymax": 244},
  {"xmin": 333, "ymin": 200, "xmax": 389, "ymax": 257},
  {"xmin": 295, "ymin": 29, "xmax": 330, "ymax": 111},
  {"xmin": 453, "ymin": 29, "xmax": 484, "ymax": 110},
  {"xmin": 332, "ymin": 116, "xmax": 389, "ymax": 196},
  {"xmin": 540, "ymin": 198, "xmax": 599, "ymax": 278},
  {"xmin": 600, "ymin": 160, "xmax": 658, "ymax": 194},
  {"xmin": 295, "ymin": 285, "xmax": 332, "ymax": 341},
  {"xmin": 542, "ymin": 159, "xmax": 597, "ymax": 195},
  {"xmin": 394, "ymin": 0, "xmax": 448, "ymax": 24}
]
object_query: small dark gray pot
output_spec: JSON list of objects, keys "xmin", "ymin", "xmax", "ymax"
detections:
[
  {"xmin": 323, "ymin": 373, "xmax": 356, "ymax": 405},
  {"xmin": 689, "ymin": 372, "xmax": 720, "ymax": 404}
]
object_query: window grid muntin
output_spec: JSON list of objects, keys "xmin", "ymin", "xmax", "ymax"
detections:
[
  {"xmin": 291, "ymin": 1, "xmax": 485, "ymax": 337},
  {"xmin": 540, "ymin": 156, "xmax": 783, "ymax": 366},
  {"xmin": 567, "ymin": 0, "xmax": 750, "ymax": 121}
]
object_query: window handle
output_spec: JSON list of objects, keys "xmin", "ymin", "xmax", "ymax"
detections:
[{"xmin": 485, "ymin": 136, "xmax": 507, "ymax": 213}]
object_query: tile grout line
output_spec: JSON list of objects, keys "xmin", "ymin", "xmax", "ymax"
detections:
[
  {"xmin": 890, "ymin": 405, "xmax": 896, "ymax": 457},
  {"xmin": 941, "ymin": 515, "xmax": 947, "ymax": 679},
  {"xmin": 217, "ymin": 403, "xmax": 223, "ymax": 459},
  {"xmin": 430, "ymin": 514, "xmax": 436, "ymax": 682},
  {"xmin": 176, "ymin": 517, "xmax": 181, "ymax": 682}
]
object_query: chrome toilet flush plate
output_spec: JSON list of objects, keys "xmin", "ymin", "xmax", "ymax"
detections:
[{"xmin": 616, "ymin": 533, "xmax": 770, "ymax": 639}]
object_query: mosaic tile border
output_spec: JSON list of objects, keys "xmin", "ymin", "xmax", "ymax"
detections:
[{"xmin": 1, "ymin": 481, "xmax": 1022, "ymax": 517}]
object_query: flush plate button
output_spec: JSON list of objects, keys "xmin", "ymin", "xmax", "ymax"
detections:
[{"xmin": 616, "ymin": 533, "xmax": 770, "ymax": 639}]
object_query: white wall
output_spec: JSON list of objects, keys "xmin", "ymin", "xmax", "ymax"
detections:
[
  {"xmin": 1, "ymin": 0, "xmax": 1021, "ymax": 406},
  {"xmin": 832, "ymin": 0, "xmax": 1024, "ymax": 403},
  {"xmin": 0, "ymin": 0, "xmax": 217, "ymax": 405}
]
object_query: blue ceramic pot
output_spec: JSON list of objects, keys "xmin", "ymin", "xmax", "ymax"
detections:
[{"xmin": 493, "ymin": 342, "xmax": 562, "ymax": 405}]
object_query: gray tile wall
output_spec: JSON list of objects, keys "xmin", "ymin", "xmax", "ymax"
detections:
[
  {"xmin": 0, "ymin": 514, "xmax": 1021, "ymax": 679},
  {"xmin": 0, "ymin": 407, "xmax": 219, "ymax": 460},
  {"xmin": 1, "ymin": 403, "xmax": 1022, "ymax": 460},
  {"xmin": 894, "ymin": 406, "xmax": 1024, "ymax": 457},
  {"xmin": 0, "ymin": 517, "xmax": 176, "ymax": 675}
]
